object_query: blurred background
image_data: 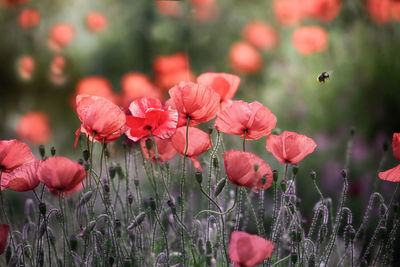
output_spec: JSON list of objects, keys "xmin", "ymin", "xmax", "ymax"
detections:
[{"xmin": 1, "ymin": 0, "xmax": 400, "ymax": 233}]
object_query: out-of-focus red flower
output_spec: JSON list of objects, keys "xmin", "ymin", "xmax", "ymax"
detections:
[
  {"xmin": 153, "ymin": 53, "xmax": 195, "ymax": 90},
  {"xmin": 156, "ymin": 1, "xmax": 182, "ymax": 18},
  {"xmin": 229, "ymin": 42, "xmax": 263, "ymax": 75},
  {"xmin": 229, "ymin": 231, "xmax": 274, "ymax": 267},
  {"xmin": 48, "ymin": 23, "xmax": 75, "ymax": 52},
  {"xmin": 292, "ymin": 26, "xmax": 328, "ymax": 55},
  {"xmin": 18, "ymin": 8, "xmax": 40, "ymax": 29},
  {"xmin": 197, "ymin": 72, "xmax": 240, "ymax": 108},
  {"xmin": 168, "ymin": 81, "xmax": 220, "ymax": 127},
  {"xmin": 243, "ymin": 21, "xmax": 279, "ymax": 51},
  {"xmin": 1, "ymin": 160, "xmax": 40, "ymax": 192},
  {"xmin": 72, "ymin": 76, "xmax": 118, "ymax": 107},
  {"xmin": 274, "ymin": 0, "xmax": 304, "ymax": 27},
  {"xmin": 0, "ymin": 139, "xmax": 35, "ymax": 175},
  {"xmin": 86, "ymin": 12, "xmax": 107, "ymax": 33},
  {"xmin": 18, "ymin": 55, "xmax": 35, "ymax": 81},
  {"xmin": 171, "ymin": 126, "xmax": 211, "ymax": 170},
  {"xmin": 121, "ymin": 73, "xmax": 161, "ymax": 109},
  {"xmin": 266, "ymin": 131, "xmax": 317, "ymax": 164},
  {"xmin": 0, "ymin": 224, "xmax": 9, "ymax": 255},
  {"xmin": 50, "ymin": 56, "xmax": 66, "ymax": 75},
  {"xmin": 392, "ymin": 133, "xmax": 400, "ymax": 161},
  {"xmin": 303, "ymin": 0, "xmax": 342, "ymax": 23},
  {"xmin": 16, "ymin": 112, "xmax": 52, "ymax": 145},
  {"xmin": 223, "ymin": 150, "xmax": 273, "ymax": 192},
  {"xmin": 366, "ymin": 0, "xmax": 391, "ymax": 24},
  {"xmin": 37, "ymin": 156, "xmax": 87, "ymax": 196},
  {"xmin": 215, "ymin": 101, "xmax": 277, "ymax": 140},
  {"xmin": 74, "ymin": 95, "xmax": 126, "ymax": 147},
  {"xmin": 1, "ymin": 0, "xmax": 28, "ymax": 7},
  {"xmin": 391, "ymin": 1, "xmax": 400, "ymax": 21},
  {"xmin": 140, "ymin": 137, "xmax": 176, "ymax": 162},
  {"xmin": 189, "ymin": 0, "xmax": 219, "ymax": 21},
  {"xmin": 125, "ymin": 97, "xmax": 178, "ymax": 142}
]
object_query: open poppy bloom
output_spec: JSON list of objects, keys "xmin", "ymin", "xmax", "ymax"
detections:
[
  {"xmin": 303, "ymin": 0, "xmax": 342, "ymax": 23},
  {"xmin": 140, "ymin": 137, "xmax": 176, "ymax": 162},
  {"xmin": 243, "ymin": 21, "xmax": 279, "ymax": 51},
  {"xmin": 223, "ymin": 150, "xmax": 273, "ymax": 192},
  {"xmin": 18, "ymin": 8, "xmax": 40, "ymax": 29},
  {"xmin": 18, "ymin": 55, "xmax": 35, "ymax": 81},
  {"xmin": 215, "ymin": 100, "xmax": 277, "ymax": 140},
  {"xmin": 0, "ymin": 139, "xmax": 35, "ymax": 176},
  {"xmin": 266, "ymin": 131, "xmax": 317, "ymax": 164},
  {"xmin": 229, "ymin": 42, "xmax": 263, "ymax": 75},
  {"xmin": 16, "ymin": 111, "xmax": 52, "ymax": 145},
  {"xmin": 366, "ymin": 0, "xmax": 391, "ymax": 24},
  {"xmin": 48, "ymin": 23, "xmax": 75, "ymax": 52},
  {"xmin": 229, "ymin": 231, "xmax": 274, "ymax": 267},
  {"xmin": 168, "ymin": 81, "xmax": 220, "ymax": 127},
  {"xmin": 392, "ymin": 1, "xmax": 400, "ymax": 21},
  {"xmin": 171, "ymin": 126, "xmax": 212, "ymax": 170},
  {"xmin": 197, "ymin": 72, "xmax": 240, "ymax": 109},
  {"xmin": 86, "ymin": 12, "xmax": 107, "ymax": 33},
  {"xmin": 274, "ymin": 0, "xmax": 304, "ymax": 27},
  {"xmin": 125, "ymin": 97, "xmax": 178, "ymax": 142},
  {"xmin": 37, "ymin": 157, "xmax": 87, "ymax": 196},
  {"xmin": 74, "ymin": 94, "xmax": 126, "ymax": 147},
  {"xmin": 378, "ymin": 133, "xmax": 400, "ymax": 182},
  {"xmin": 292, "ymin": 26, "xmax": 328, "ymax": 55},
  {"xmin": 1, "ymin": 160, "xmax": 40, "ymax": 192},
  {"xmin": 0, "ymin": 224, "xmax": 9, "ymax": 255},
  {"xmin": 72, "ymin": 76, "xmax": 118, "ymax": 107}
]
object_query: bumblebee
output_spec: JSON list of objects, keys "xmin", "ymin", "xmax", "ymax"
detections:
[{"xmin": 317, "ymin": 71, "xmax": 331, "ymax": 83}]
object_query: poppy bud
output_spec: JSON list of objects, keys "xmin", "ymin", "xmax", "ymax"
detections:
[
  {"xmin": 198, "ymin": 237, "xmax": 205, "ymax": 255},
  {"xmin": 78, "ymin": 158, "xmax": 84, "ymax": 165},
  {"xmin": 79, "ymin": 191, "xmax": 93, "ymax": 207},
  {"xmin": 109, "ymin": 166, "xmax": 116, "ymax": 179},
  {"xmin": 128, "ymin": 194, "xmax": 134, "ymax": 204},
  {"xmin": 83, "ymin": 150, "xmax": 90, "ymax": 161},
  {"xmin": 149, "ymin": 197, "xmax": 156, "ymax": 211},
  {"xmin": 84, "ymin": 162, "xmax": 90, "ymax": 171},
  {"xmin": 116, "ymin": 164, "xmax": 124, "ymax": 179},
  {"xmin": 280, "ymin": 180, "xmax": 287, "ymax": 192},
  {"xmin": 167, "ymin": 199, "xmax": 177, "ymax": 215},
  {"xmin": 123, "ymin": 258, "xmax": 132, "ymax": 267},
  {"xmin": 84, "ymin": 221, "xmax": 96, "ymax": 235},
  {"xmin": 39, "ymin": 202, "xmax": 46, "ymax": 216},
  {"xmin": 50, "ymin": 146, "xmax": 56, "ymax": 156},
  {"xmin": 213, "ymin": 157, "xmax": 219, "ymax": 168},
  {"xmin": 261, "ymin": 175, "xmax": 267, "ymax": 187},
  {"xmin": 292, "ymin": 164, "xmax": 299, "ymax": 175},
  {"xmin": 253, "ymin": 163, "xmax": 259, "ymax": 172},
  {"xmin": 39, "ymin": 145, "xmax": 45, "ymax": 159},
  {"xmin": 145, "ymin": 139, "xmax": 153, "ymax": 150},
  {"xmin": 208, "ymin": 127, "xmax": 213, "ymax": 135},
  {"xmin": 70, "ymin": 235, "xmax": 78, "ymax": 252},
  {"xmin": 273, "ymin": 170, "xmax": 278, "ymax": 183},
  {"xmin": 128, "ymin": 212, "xmax": 146, "ymax": 230},
  {"xmin": 195, "ymin": 170, "xmax": 203, "ymax": 184},
  {"xmin": 310, "ymin": 170, "xmax": 316, "ymax": 180},
  {"xmin": 134, "ymin": 179, "xmax": 139, "ymax": 186},
  {"xmin": 206, "ymin": 240, "xmax": 212, "ymax": 255},
  {"xmin": 214, "ymin": 179, "xmax": 226, "ymax": 197},
  {"xmin": 341, "ymin": 169, "xmax": 348, "ymax": 179},
  {"xmin": 103, "ymin": 183, "xmax": 110, "ymax": 193},
  {"xmin": 115, "ymin": 219, "xmax": 122, "ymax": 237},
  {"xmin": 291, "ymin": 251, "xmax": 298, "ymax": 264}
]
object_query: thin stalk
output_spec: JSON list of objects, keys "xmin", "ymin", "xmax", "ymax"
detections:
[{"xmin": 243, "ymin": 189, "xmax": 262, "ymax": 235}]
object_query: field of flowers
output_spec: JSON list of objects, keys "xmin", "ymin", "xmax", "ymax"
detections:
[{"xmin": 1, "ymin": 0, "xmax": 400, "ymax": 266}]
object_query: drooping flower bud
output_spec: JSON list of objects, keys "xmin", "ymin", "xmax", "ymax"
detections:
[
  {"xmin": 195, "ymin": 170, "xmax": 203, "ymax": 184},
  {"xmin": 214, "ymin": 179, "xmax": 226, "ymax": 197}
]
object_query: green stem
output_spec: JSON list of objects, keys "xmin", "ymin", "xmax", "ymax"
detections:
[
  {"xmin": 244, "ymin": 189, "xmax": 262, "ymax": 235},
  {"xmin": 243, "ymin": 130, "xmax": 247, "ymax": 152}
]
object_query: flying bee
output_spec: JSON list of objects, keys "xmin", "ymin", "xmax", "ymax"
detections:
[{"xmin": 317, "ymin": 71, "xmax": 332, "ymax": 83}]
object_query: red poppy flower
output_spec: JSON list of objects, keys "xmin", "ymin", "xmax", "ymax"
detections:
[
  {"xmin": 0, "ymin": 224, "xmax": 9, "ymax": 255},
  {"xmin": 223, "ymin": 150, "xmax": 273, "ymax": 191},
  {"xmin": 121, "ymin": 72, "xmax": 161, "ymax": 109},
  {"xmin": 171, "ymin": 126, "xmax": 212, "ymax": 170},
  {"xmin": 168, "ymin": 81, "xmax": 220, "ymax": 127},
  {"xmin": 229, "ymin": 42, "xmax": 263, "ymax": 75},
  {"xmin": 1, "ymin": 0, "xmax": 28, "ymax": 7},
  {"xmin": 18, "ymin": 8, "xmax": 40, "ymax": 29},
  {"xmin": 243, "ymin": 21, "xmax": 279, "ymax": 51},
  {"xmin": 197, "ymin": 72, "xmax": 241, "ymax": 108},
  {"xmin": 229, "ymin": 231, "xmax": 274, "ymax": 267},
  {"xmin": 18, "ymin": 55, "xmax": 35, "ymax": 81},
  {"xmin": 86, "ymin": 12, "xmax": 107, "ymax": 33},
  {"xmin": 274, "ymin": 0, "xmax": 304, "ymax": 27},
  {"xmin": 215, "ymin": 100, "xmax": 277, "ymax": 140},
  {"xmin": 292, "ymin": 26, "xmax": 328, "ymax": 55},
  {"xmin": 379, "ymin": 164, "xmax": 400, "ymax": 182},
  {"xmin": 392, "ymin": 133, "xmax": 400, "ymax": 161},
  {"xmin": 1, "ymin": 160, "xmax": 40, "ymax": 192},
  {"xmin": 189, "ymin": 0, "xmax": 219, "ymax": 21},
  {"xmin": 37, "ymin": 156, "xmax": 86, "ymax": 195},
  {"xmin": 0, "ymin": 139, "xmax": 35, "ymax": 175},
  {"xmin": 303, "ymin": 0, "xmax": 342, "ymax": 23},
  {"xmin": 125, "ymin": 97, "xmax": 178, "ymax": 142},
  {"xmin": 48, "ymin": 23, "xmax": 75, "ymax": 52},
  {"xmin": 266, "ymin": 131, "xmax": 317, "ymax": 164},
  {"xmin": 16, "ymin": 111, "xmax": 52, "ymax": 145},
  {"xmin": 156, "ymin": 1, "xmax": 183, "ymax": 18},
  {"xmin": 366, "ymin": 0, "xmax": 391, "ymax": 24},
  {"xmin": 153, "ymin": 53, "xmax": 195, "ymax": 90},
  {"xmin": 140, "ymin": 137, "xmax": 176, "ymax": 162},
  {"xmin": 71, "ymin": 76, "xmax": 118, "ymax": 107},
  {"xmin": 74, "ymin": 95, "xmax": 126, "ymax": 147},
  {"xmin": 392, "ymin": 1, "xmax": 400, "ymax": 21}
]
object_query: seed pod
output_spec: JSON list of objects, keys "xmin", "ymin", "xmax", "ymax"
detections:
[
  {"xmin": 127, "ymin": 194, "xmax": 134, "ymax": 205},
  {"xmin": 149, "ymin": 197, "xmax": 156, "ymax": 211},
  {"xmin": 78, "ymin": 191, "xmax": 93, "ymax": 207},
  {"xmin": 292, "ymin": 164, "xmax": 299, "ymax": 175},
  {"xmin": 273, "ymin": 170, "xmax": 278, "ymax": 183},
  {"xmin": 109, "ymin": 166, "xmax": 116, "ymax": 179},
  {"xmin": 213, "ymin": 157, "xmax": 219, "ymax": 168},
  {"xmin": 206, "ymin": 240, "xmax": 212, "ymax": 255},
  {"xmin": 128, "ymin": 212, "xmax": 146, "ymax": 230},
  {"xmin": 70, "ymin": 235, "xmax": 78, "ymax": 252},
  {"xmin": 214, "ymin": 179, "xmax": 226, "ymax": 197},
  {"xmin": 39, "ymin": 145, "xmax": 45, "ymax": 159},
  {"xmin": 195, "ymin": 170, "xmax": 203, "ymax": 184},
  {"xmin": 280, "ymin": 181, "xmax": 287, "ymax": 192},
  {"xmin": 310, "ymin": 170, "xmax": 316, "ymax": 180},
  {"xmin": 50, "ymin": 146, "xmax": 56, "ymax": 156},
  {"xmin": 145, "ymin": 139, "xmax": 153, "ymax": 150},
  {"xmin": 115, "ymin": 219, "xmax": 122, "ymax": 237},
  {"xmin": 167, "ymin": 199, "xmax": 177, "ymax": 215},
  {"xmin": 103, "ymin": 183, "xmax": 110, "ymax": 193},
  {"xmin": 83, "ymin": 150, "xmax": 90, "ymax": 161},
  {"xmin": 134, "ymin": 179, "xmax": 139, "ymax": 187},
  {"xmin": 78, "ymin": 158, "xmax": 84, "ymax": 165},
  {"xmin": 39, "ymin": 202, "xmax": 46, "ymax": 216},
  {"xmin": 116, "ymin": 164, "xmax": 124, "ymax": 179},
  {"xmin": 198, "ymin": 238, "xmax": 205, "ymax": 255}
]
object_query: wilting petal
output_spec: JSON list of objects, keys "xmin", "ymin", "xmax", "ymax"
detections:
[
  {"xmin": 392, "ymin": 133, "xmax": 400, "ymax": 161},
  {"xmin": 2, "ymin": 160, "xmax": 40, "ymax": 192},
  {"xmin": 266, "ymin": 131, "xmax": 317, "ymax": 164},
  {"xmin": 16, "ymin": 111, "xmax": 52, "ymax": 145},
  {"xmin": 229, "ymin": 231, "xmax": 274, "ymax": 267},
  {"xmin": 243, "ymin": 21, "xmax": 279, "ymax": 51},
  {"xmin": 229, "ymin": 42, "xmax": 263, "ymax": 75},
  {"xmin": 0, "ymin": 224, "xmax": 9, "ymax": 255},
  {"xmin": 215, "ymin": 100, "xmax": 277, "ymax": 140},
  {"xmin": 37, "ymin": 157, "xmax": 87, "ymax": 195},
  {"xmin": 0, "ymin": 139, "xmax": 35, "ymax": 173},
  {"xmin": 197, "ymin": 72, "xmax": 240, "ymax": 102},
  {"xmin": 140, "ymin": 137, "xmax": 176, "ymax": 162},
  {"xmin": 379, "ymin": 164, "xmax": 400, "ymax": 182},
  {"xmin": 171, "ymin": 127, "xmax": 211, "ymax": 157},
  {"xmin": 223, "ymin": 150, "xmax": 273, "ymax": 191},
  {"xmin": 292, "ymin": 26, "xmax": 328, "ymax": 55}
]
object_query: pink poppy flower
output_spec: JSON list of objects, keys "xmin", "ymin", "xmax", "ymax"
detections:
[
  {"xmin": 86, "ymin": 12, "xmax": 107, "ymax": 33},
  {"xmin": 229, "ymin": 42, "xmax": 263, "ymax": 75},
  {"xmin": 48, "ymin": 23, "xmax": 75, "ymax": 52},
  {"xmin": 125, "ymin": 97, "xmax": 178, "ymax": 142},
  {"xmin": 266, "ymin": 131, "xmax": 317, "ymax": 164},
  {"xmin": 18, "ymin": 55, "xmax": 35, "ymax": 81},
  {"xmin": 243, "ymin": 21, "xmax": 279, "ymax": 51},
  {"xmin": 0, "ymin": 139, "xmax": 35, "ymax": 175},
  {"xmin": 292, "ymin": 26, "xmax": 328, "ymax": 55},
  {"xmin": 18, "ymin": 8, "xmax": 40, "ymax": 29},
  {"xmin": 140, "ymin": 137, "xmax": 176, "ymax": 162},
  {"xmin": 366, "ymin": 0, "xmax": 391, "ymax": 24},
  {"xmin": 274, "ymin": 0, "xmax": 304, "ymax": 27},
  {"xmin": 121, "ymin": 73, "xmax": 161, "ymax": 109},
  {"xmin": 378, "ymin": 132, "xmax": 400, "ymax": 182},
  {"xmin": 16, "ymin": 111, "xmax": 52, "ymax": 145},
  {"xmin": 303, "ymin": 0, "xmax": 342, "ymax": 23},
  {"xmin": 1, "ymin": 160, "xmax": 40, "ymax": 192}
]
